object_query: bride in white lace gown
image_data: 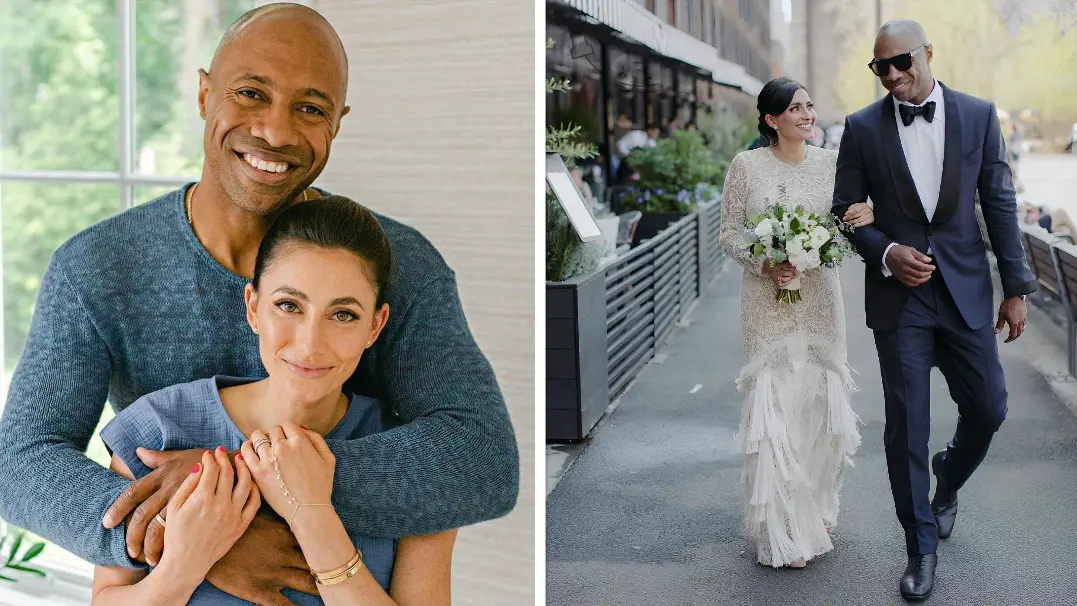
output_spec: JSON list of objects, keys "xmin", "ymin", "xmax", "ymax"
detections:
[{"xmin": 719, "ymin": 78, "xmax": 874, "ymax": 568}]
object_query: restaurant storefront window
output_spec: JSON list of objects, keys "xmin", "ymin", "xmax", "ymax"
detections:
[
  {"xmin": 546, "ymin": 24, "xmax": 606, "ymax": 155},
  {"xmin": 677, "ymin": 69, "xmax": 696, "ymax": 126}
]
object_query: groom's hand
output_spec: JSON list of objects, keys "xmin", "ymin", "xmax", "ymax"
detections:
[
  {"xmin": 102, "ymin": 447, "xmax": 208, "ymax": 563},
  {"xmin": 995, "ymin": 296, "xmax": 1028, "ymax": 343},
  {"xmin": 886, "ymin": 245, "xmax": 935, "ymax": 288},
  {"xmin": 206, "ymin": 509, "xmax": 317, "ymax": 604}
]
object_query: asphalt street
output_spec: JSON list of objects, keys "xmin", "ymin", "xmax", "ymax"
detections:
[{"xmin": 547, "ymin": 253, "xmax": 1077, "ymax": 605}]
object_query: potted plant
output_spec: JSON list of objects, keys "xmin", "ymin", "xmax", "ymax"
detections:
[{"xmin": 613, "ymin": 129, "xmax": 723, "ymax": 244}]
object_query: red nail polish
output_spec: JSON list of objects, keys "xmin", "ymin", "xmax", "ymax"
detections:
[
  {"xmin": 217, "ymin": 445, "xmax": 225, "ymax": 453},
  {"xmin": 301, "ymin": 425, "xmax": 308, "ymax": 430},
  {"xmin": 236, "ymin": 454, "xmax": 244, "ymax": 462},
  {"xmin": 191, "ymin": 464, "xmax": 201, "ymax": 474}
]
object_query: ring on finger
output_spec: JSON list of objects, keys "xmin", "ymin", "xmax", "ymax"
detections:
[
  {"xmin": 252, "ymin": 436, "xmax": 271, "ymax": 451},
  {"xmin": 154, "ymin": 512, "xmax": 166, "ymax": 527}
]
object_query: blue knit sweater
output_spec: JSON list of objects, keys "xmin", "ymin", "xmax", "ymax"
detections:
[{"xmin": 0, "ymin": 185, "xmax": 519, "ymax": 567}]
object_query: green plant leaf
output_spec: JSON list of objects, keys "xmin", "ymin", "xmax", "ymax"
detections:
[
  {"xmin": 751, "ymin": 243, "xmax": 765, "ymax": 256},
  {"xmin": 6, "ymin": 564, "xmax": 45, "ymax": 577},
  {"xmin": 6, "ymin": 533, "xmax": 24, "ymax": 566},
  {"xmin": 19, "ymin": 542, "xmax": 44, "ymax": 563}
]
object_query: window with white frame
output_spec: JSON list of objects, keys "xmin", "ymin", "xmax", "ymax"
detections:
[{"xmin": 0, "ymin": 0, "xmax": 264, "ymax": 596}]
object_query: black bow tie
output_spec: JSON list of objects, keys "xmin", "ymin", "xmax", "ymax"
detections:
[{"xmin": 899, "ymin": 101, "xmax": 936, "ymax": 126}]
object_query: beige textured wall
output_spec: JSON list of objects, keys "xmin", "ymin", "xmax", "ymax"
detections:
[{"xmin": 309, "ymin": 1, "xmax": 535, "ymax": 604}]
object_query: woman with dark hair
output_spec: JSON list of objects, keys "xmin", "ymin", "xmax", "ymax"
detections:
[
  {"xmin": 91, "ymin": 196, "xmax": 457, "ymax": 605},
  {"xmin": 718, "ymin": 77, "xmax": 874, "ymax": 569}
]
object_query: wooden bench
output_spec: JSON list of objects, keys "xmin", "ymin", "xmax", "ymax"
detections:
[
  {"xmin": 1021, "ymin": 223, "xmax": 1063, "ymax": 301},
  {"xmin": 1052, "ymin": 241, "xmax": 1077, "ymax": 376}
]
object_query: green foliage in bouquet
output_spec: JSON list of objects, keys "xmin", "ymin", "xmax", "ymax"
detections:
[
  {"xmin": 546, "ymin": 37, "xmax": 603, "ymax": 282},
  {"xmin": 615, "ymin": 129, "xmax": 723, "ymax": 213},
  {"xmin": 0, "ymin": 530, "xmax": 47, "ymax": 582}
]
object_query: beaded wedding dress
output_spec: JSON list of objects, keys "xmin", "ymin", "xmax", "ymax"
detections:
[{"xmin": 718, "ymin": 145, "xmax": 861, "ymax": 568}]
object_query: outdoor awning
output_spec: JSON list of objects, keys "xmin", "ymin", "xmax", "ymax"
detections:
[
  {"xmin": 560, "ymin": 0, "xmax": 666, "ymax": 54},
  {"xmin": 557, "ymin": 0, "xmax": 764, "ymax": 95}
]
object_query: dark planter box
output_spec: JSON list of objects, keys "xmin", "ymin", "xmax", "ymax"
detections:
[
  {"xmin": 546, "ymin": 269, "xmax": 610, "ymax": 441},
  {"xmin": 632, "ymin": 211, "xmax": 688, "ymax": 246},
  {"xmin": 546, "ymin": 212, "xmax": 707, "ymax": 441}
]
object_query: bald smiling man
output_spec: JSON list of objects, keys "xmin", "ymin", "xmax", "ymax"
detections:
[
  {"xmin": 0, "ymin": 4, "xmax": 518, "ymax": 604},
  {"xmin": 832, "ymin": 19, "xmax": 1034, "ymax": 601}
]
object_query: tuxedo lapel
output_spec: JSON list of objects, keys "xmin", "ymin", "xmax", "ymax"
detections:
[
  {"xmin": 932, "ymin": 83, "xmax": 963, "ymax": 225},
  {"xmin": 880, "ymin": 94, "xmax": 929, "ymax": 225}
]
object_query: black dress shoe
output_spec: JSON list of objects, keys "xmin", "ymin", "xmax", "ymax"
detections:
[
  {"xmin": 931, "ymin": 451, "xmax": 958, "ymax": 539},
  {"xmin": 900, "ymin": 553, "xmax": 937, "ymax": 601}
]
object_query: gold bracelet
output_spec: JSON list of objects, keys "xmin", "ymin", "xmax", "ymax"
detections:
[
  {"xmin": 312, "ymin": 549, "xmax": 364, "ymax": 586},
  {"xmin": 312, "ymin": 550, "xmax": 361, "ymax": 579}
]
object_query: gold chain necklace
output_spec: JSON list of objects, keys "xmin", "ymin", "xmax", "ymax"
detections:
[{"xmin": 186, "ymin": 183, "xmax": 312, "ymax": 225}]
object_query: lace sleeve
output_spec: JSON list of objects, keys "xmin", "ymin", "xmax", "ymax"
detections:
[{"xmin": 719, "ymin": 153, "xmax": 765, "ymax": 277}]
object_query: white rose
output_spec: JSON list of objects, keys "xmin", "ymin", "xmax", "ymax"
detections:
[
  {"xmin": 788, "ymin": 248, "xmax": 810, "ymax": 271},
  {"xmin": 810, "ymin": 226, "xmax": 831, "ymax": 249},
  {"xmin": 754, "ymin": 218, "xmax": 774, "ymax": 238},
  {"xmin": 786, "ymin": 235, "xmax": 805, "ymax": 255},
  {"xmin": 807, "ymin": 247, "xmax": 821, "ymax": 268}
]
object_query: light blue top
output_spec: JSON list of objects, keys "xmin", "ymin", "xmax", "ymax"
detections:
[{"xmin": 100, "ymin": 376, "xmax": 397, "ymax": 604}]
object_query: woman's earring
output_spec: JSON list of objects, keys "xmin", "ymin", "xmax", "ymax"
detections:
[{"xmin": 252, "ymin": 326, "xmax": 259, "ymax": 334}]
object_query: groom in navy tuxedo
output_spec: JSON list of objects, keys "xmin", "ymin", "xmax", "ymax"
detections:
[{"xmin": 832, "ymin": 20, "xmax": 1035, "ymax": 601}]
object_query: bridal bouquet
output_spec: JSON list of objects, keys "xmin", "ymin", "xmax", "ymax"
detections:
[{"xmin": 744, "ymin": 200, "xmax": 855, "ymax": 304}]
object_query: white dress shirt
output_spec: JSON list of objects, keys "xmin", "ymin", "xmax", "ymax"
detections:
[
  {"xmin": 882, "ymin": 79, "xmax": 946, "ymax": 277},
  {"xmin": 616, "ymin": 130, "xmax": 656, "ymax": 158}
]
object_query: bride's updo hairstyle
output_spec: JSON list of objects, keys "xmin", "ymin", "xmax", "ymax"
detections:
[{"xmin": 757, "ymin": 77, "xmax": 806, "ymax": 146}]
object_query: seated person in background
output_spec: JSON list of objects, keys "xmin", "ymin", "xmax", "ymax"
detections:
[
  {"xmin": 1037, "ymin": 206, "xmax": 1053, "ymax": 232},
  {"xmin": 616, "ymin": 124, "xmax": 659, "ymax": 159},
  {"xmin": 1050, "ymin": 208, "xmax": 1076, "ymax": 243}
]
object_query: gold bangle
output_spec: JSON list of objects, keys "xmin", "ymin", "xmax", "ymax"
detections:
[
  {"xmin": 312, "ymin": 550, "xmax": 361, "ymax": 579},
  {"xmin": 311, "ymin": 550, "xmax": 364, "ymax": 586}
]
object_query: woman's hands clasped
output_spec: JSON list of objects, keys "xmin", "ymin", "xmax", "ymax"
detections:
[
  {"xmin": 762, "ymin": 261, "xmax": 798, "ymax": 286},
  {"xmin": 159, "ymin": 447, "xmax": 261, "ymax": 578},
  {"xmin": 242, "ymin": 423, "xmax": 337, "ymax": 526}
]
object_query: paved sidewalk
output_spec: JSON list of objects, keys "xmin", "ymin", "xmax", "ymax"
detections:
[{"xmin": 547, "ymin": 259, "xmax": 1077, "ymax": 605}]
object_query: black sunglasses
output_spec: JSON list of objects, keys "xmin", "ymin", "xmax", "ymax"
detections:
[{"xmin": 868, "ymin": 44, "xmax": 927, "ymax": 77}]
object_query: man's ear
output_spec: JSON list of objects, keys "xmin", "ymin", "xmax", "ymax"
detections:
[
  {"xmin": 924, "ymin": 44, "xmax": 933, "ymax": 64},
  {"xmin": 198, "ymin": 69, "xmax": 212, "ymax": 120},
  {"xmin": 333, "ymin": 105, "xmax": 351, "ymax": 139}
]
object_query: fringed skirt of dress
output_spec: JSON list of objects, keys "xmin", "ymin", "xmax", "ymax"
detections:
[{"xmin": 734, "ymin": 267, "xmax": 861, "ymax": 568}]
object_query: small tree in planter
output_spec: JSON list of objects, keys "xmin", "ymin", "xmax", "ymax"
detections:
[
  {"xmin": 695, "ymin": 107, "xmax": 756, "ymax": 186},
  {"xmin": 545, "ymin": 38, "xmax": 601, "ymax": 282}
]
